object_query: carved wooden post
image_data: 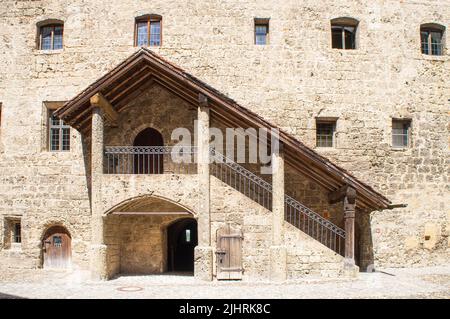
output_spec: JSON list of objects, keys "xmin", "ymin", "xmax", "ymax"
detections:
[{"xmin": 194, "ymin": 93, "xmax": 213, "ymax": 281}]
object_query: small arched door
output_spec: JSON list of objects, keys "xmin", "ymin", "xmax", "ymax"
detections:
[
  {"xmin": 133, "ymin": 127, "xmax": 164, "ymax": 174},
  {"xmin": 42, "ymin": 226, "xmax": 71, "ymax": 269},
  {"xmin": 167, "ymin": 219, "xmax": 198, "ymax": 272}
]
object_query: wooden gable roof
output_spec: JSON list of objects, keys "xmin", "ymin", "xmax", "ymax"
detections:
[{"xmin": 54, "ymin": 48, "xmax": 391, "ymax": 211}]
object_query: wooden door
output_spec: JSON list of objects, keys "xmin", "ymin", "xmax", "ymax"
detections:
[
  {"xmin": 43, "ymin": 227, "xmax": 71, "ymax": 269},
  {"xmin": 216, "ymin": 224, "xmax": 243, "ymax": 280}
]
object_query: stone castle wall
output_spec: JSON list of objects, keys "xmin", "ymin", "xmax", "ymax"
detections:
[{"xmin": 0, "ymin": 0, "xmax": 449, "ymax": 271}]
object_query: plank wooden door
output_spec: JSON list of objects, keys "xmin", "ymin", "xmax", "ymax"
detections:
[
  {"xmin": 43, "ymin": 226, "xmax": 71, "ymax": 269},
  {"xmin": 216, "ymin": 224, "xmax": 243, "ymax": 280}
]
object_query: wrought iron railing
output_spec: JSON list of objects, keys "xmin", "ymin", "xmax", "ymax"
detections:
[
  {"xmin": 104, "ymin": 146, "xmax": 197, "ymax": 174},
  {"xmin": 285, "ymin": 195, "xmax": 345, "ymax": 255},
  {"xmin": 211, "ymin": 148, "xmax": 346, "ymax": 256},
  {"xmin": 210, "ymin": 149, "xmax": 273, "ymax": 210}
]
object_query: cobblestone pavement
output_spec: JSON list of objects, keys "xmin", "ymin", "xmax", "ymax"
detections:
[{"xmin": 0, "ymin": 265, "xmax": 449, "ymax": 299}]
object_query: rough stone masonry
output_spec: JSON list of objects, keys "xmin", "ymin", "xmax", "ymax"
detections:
[{"xmin": 0, "ymin": 0, "xmax": 448, "ymax": 280}]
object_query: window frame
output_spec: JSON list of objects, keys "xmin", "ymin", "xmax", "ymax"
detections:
[
  {"xmin": 316, "ymin": 120, "xmax": 337, "ymax": 148},
  {"xmin": 13, "ymin": 221, "xmax": 21, "ymax": 244},
  {"xmin": 420, "ymin": 24, "xmax": 445, "ymax": 56},
  {"xmin": 48, "ymin": 110, "xmax": 71, "ymax": 152},
  {"xmin": 392, "ymin": 119, "xmax": 412, "ymax": 149},
  {"xmin": 38, "ymin": 23, "xmax": 64, "ymax": 50},
  {"xmin": 134, "ymin": 15, "xmax": 162, "ymax": 47},
  {"xmin": 330, "ymin": 17, "xmax": 359, "ymax": 50},
  {"xmin": 254, "ymin": 18, "xmax": 270, "ymax": 45}
]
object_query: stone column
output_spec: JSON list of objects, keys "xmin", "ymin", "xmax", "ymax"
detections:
[
  {"xmin": 344, "ymin": 188, "xmax": 358, "ymax": 276},
  {"xmin": 194, "ymin": 93, "xmax": 213, "ymax": 281},
  {"xmin": 89, "ymin": 106, "xmax": 107, "ymax": 280},
  {"xmin": 270, "ymin": 143, "xmax": 287, "ymax": 281}
]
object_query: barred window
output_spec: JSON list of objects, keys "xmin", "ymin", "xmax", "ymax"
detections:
[
  {"xmin": 39, "ymin": 24, "xmax": 63, "ymax": 50},
  {"xmin": 331, "ymin": 17, "xmax": 358, "ymax": 50},
  {"xmin": 421, "ymin": 24, "xmax": 445, "ymax": 56},
  {"xmin": 316, "ymin": 121, "xmax": 336, "ymax": 148},
  {"xmin": 13, "ymin": 222, "xmax": 21, "ymax": 243},
  {"xmin": 49, "ymin": 112, "xmax": 70, "ymax": 151},
  {"xmin": 135, "ymin": 15, "xmax": 162, "ymax": 47},
  {"xmin": 392, "ymin": 119, "xmax": 411, "ymax": 148},
  {"xmin": 254, "ymin": 19, "xmax": 269, "ymax": 45}
]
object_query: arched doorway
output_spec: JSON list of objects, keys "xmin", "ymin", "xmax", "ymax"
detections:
[
  {"xmin": 133, "ymin": 127, "xmax": 164, "ymax": 174},
  {"xmin": 42, "ymin": 226, "xmax": 71, "ymax": 269},
  {"xmin": 167, "ymin": 219, "xmax": 198, "ymax": 272}
]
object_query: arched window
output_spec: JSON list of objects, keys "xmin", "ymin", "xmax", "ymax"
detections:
[
  {"xmin": 420, "ymin": 23, "xmax": 445, "ymax": 56},
  {"xmin": 133, "ymin": 127, "xmax": 164, "ymax": 174},
  {"xmin": 331, "ymin": 17, "xmax": 359, "ymax": 50},
  {"xmin": 37, "ymin": 19, "xmax": 64, "ymax": 50},
  {"xmin": 134, "ymin": 14, "xmax": 162, "ymax": 47}
]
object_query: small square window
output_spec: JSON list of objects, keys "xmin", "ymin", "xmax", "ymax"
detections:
[
  {"xmin": 254, "ymin": 18, "xmax": 269, "ymax": 45},
  {"xmin": 331, "ymin": 18, "xmax": 358, "ymax": 50},
  {"xmin": 39, "ymin": 24, "xmax": 64, "ymax": 50},
  {"xmin": 3, "ymin": 218, "xmax": 22, "ymax": 249},
  {"xmin": 392, "ymin": 119, "xmax": 411, "ymax": 148},
  {"xmin": 316, "ymin": 120, "xmax": 336, "ymax": 148}
]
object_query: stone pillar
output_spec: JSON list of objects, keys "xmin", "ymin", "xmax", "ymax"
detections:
[
  {"xmin": 344, "ymin": 188, "xmax": 358, "ymax": 276},
  {"xmin": 270, "ymin": 143, "xmax": 287, "ymax": 281},
  {"xmin": 89, "ymin": 106, "xmax": 107, "ymax": 280},
  {"xmin": 194, "ymin": 93, "xmax": 213, "ymax": 281}
]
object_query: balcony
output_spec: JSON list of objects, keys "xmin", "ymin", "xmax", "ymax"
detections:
[{"xmin": 104, "ymin": 146, "xmax": 197, "ymax": 174}]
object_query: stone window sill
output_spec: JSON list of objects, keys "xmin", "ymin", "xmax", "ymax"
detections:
[
  {"xmin": 420, "ymin": 54, "xmax": 447, "ymax": 62},
  {"xmin": 34, "ymin": 49, "xmax": 64, "ymax": 55},
  {"xmin": 391, "ymin": 147, "xmax": 411, "ymax": 151}
]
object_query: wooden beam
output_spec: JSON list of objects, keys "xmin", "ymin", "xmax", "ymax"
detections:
[
  {"xmin": 328, "ymin": 184, "xmax": 356, "ymax": 204},
  {"xmin": 90, "ymin": 93, "xmax": 118, "ymax": 127}
]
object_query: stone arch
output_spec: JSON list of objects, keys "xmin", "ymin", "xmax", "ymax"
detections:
[
  {"xmin": 103, "ymin": 194, "xmax": 197, "ymax": 217},
  {"xmin": 129, "ymin": 124, "xmax": 166, "ymax": 146},
  {"xmin": 40, "ymin": 221, "xmax": 74, "ymax": 242}
]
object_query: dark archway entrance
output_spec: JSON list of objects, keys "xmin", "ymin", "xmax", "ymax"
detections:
[
  {"xmin": 42, "ymin": 226, "xmax": 71, "ymax": 269},
  {"xmin": 167, "ymin": 219, "xmax": 197, "ymax": 272},
  {"xmin": 133, "ymin": 127, "xmax": 164, "ymax": 174}
]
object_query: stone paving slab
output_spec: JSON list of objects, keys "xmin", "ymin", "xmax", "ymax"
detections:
[{"xmin": 0, "ymin": 265, "xmax": 449, "ymax": 299}]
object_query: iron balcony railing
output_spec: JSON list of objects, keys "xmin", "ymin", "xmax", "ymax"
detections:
[
  {"xmin": 104, "ymin": 146, "xmax": 197, "ymax": 174},
  {"xmin": 211, "ymin": 148, "xmax": 346, "ymax": 256}
]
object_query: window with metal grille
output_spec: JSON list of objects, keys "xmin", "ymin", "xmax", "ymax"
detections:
[
  {"xmin": 254, "ymin": 19, "xmax": 269, "ymax": 45},
  {"xmin": 39, "ymin": 24, "xmax": 63, "ymax": 50},
  {"xmin": 331, "ymin": 17, "xmax": 358, "ymax": 50},
  {"xmin": 421, "ymin": 24, "xmax": 445, "ymax": 56},
  {"xmin": 13, "ymin": 222, "xmax": 21, "ymax": 243},
  {"xmin": 392, "ymin": 119, "xmax": 411, "ymax": 148},
  {"xmin": 49, "ymin": 112, "xmax": 70, "ymax": 151},
  {"xmin": 135, "ymin": 15, "xmax": 161, "ymax": 47},
  {"xmin": 316, "ymin": 121, "xmax": 336, "ymax": 148}
]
